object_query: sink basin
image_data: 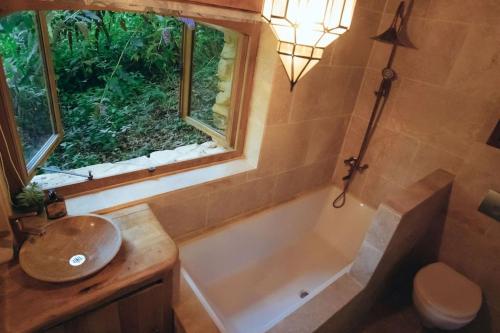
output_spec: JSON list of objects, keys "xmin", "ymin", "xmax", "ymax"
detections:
[{"xmin": 19, "ymin": 214, "xmax": 122, "ymax": 283}]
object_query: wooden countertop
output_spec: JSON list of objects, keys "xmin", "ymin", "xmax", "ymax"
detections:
[{"xmin": 0, "ymin": 204, "xmax": 178, "ymax": 333}]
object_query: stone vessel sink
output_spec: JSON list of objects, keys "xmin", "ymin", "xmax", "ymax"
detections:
[{"xmin": 19, "ymin": 215, "xmax": 122, "ymax": 283}]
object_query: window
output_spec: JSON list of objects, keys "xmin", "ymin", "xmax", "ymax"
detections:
[
  {"xmin": 0, "ymin": 7, "xmax": 258, "ymax": 196},
  {"xmin": 0, "ymin": 11, "xmax": 62, "ymax": 176}
]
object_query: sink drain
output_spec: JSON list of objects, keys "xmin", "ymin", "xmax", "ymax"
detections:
[
  {"xmin": 299, "ymin": 290, "xmax": 309, "ymax": 299},
  {"xmin": 69, "ymin": 254, "xmax": 86, "ymax": 266}
]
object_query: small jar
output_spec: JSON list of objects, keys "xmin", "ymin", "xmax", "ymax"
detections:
[{"xmin": 45, "ymin": 190, "xmax": 67, "ymax": 219}]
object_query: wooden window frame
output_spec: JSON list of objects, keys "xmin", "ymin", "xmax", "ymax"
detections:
[
  {"xmin": 181, "ymin": 20, "xmax": 247, "ymax": 148},
  {"xmin": 0, "ymin": 11, "xmax": 63, "ymax": 191},
  {"xmin": 0, "ymin": 5, "xmax": 260, "ymax": 198}
]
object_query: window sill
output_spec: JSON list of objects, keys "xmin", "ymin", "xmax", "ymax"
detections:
[{"xmin": 66, "ymin": 158, "xmax": 255, "ymax": 215}]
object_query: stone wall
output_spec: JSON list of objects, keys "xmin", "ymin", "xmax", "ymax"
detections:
[{"xmin": 212, "ymin": 30, "xmax": 238, "ymax": 131}]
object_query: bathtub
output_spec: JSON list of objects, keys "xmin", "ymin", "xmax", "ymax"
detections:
[{"xmin": 180, "ymin": 186, "xmax": 375, "ymax": 333}]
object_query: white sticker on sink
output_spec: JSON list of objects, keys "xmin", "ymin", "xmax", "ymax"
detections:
[{"xmin": 69, "ymin": 254, "xmax": 86, "ymax": 266}]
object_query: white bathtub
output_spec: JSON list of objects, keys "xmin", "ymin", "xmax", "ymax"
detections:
[{"xmin": 180, "ymin": 186, "xmax": 375, "ymax": 333}]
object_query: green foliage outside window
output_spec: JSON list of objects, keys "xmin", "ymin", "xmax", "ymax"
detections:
[{"xmin": 0, "ymin": 10, "xmax": 226, "ymax": 172}]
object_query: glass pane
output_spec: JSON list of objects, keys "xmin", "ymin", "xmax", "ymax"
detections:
[
  {"xmin": 190, "ymin": 23, "xmax": 238, "ymax": 135},
  {"xmin": 32, "ymin": 10, "xmax": 215, "ymax": 189},
  {"xmin": 0, "ymin": 11, "xmax": 55, "ymax": 167}
]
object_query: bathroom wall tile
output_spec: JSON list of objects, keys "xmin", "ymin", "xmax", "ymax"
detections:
[
  {"xmin": 245, "ymin": 118, "xmax": 265, "ymax": 165},
  {"xmin": 358, "ymin": 171, "xmax": 404, "ymax": 208},
  {"xmin": 198, "ymin": 172, "xmax": 250, "ymax": 194},
  {"xmin": 438, "ymin": 217, "xmax": 500, "ymax": 310},
  {"xmin": 471, "ymin": 240, "xmax": 500, "ymax": 311},
  {"xmin": 323, "ymin": 41, "xmax": 337, "ymax": 66},
  {"xmin": 306, "ymin": 116, "xmax": 350, "ymax": 164},
  {"xmin": 206, "ymin": 176, "xmax": 275, "ymax": 226},
  {"xmin": 463, "ymin": 143, "xmax": 500, "ymax": 175},
  {"xmin": 261, "ymin": 121, "xmax": 313, "ymax": 174},
  {"xmin": 356, "ymin": 0, "xmax": 387, "ymax": 13},
  {"xmin": 149, "ymin": 194, "xmax": 208, "ymax": 239},
  {"xmin": 266, "ymin": 64, "xmax": 293, "ymax": 125},
  {"xmin": 331, "ymin": 8, "xmax": 381, "ymax": 67},
  {"xmin": 290, "ymin": 66, "xmax": 353, "ymax": 122},
  {"xmin": 302, "ymin": 156, "xmax": 338, "ymax": 192},
  {"xmin": 406, "ymin": 143, "xmax": 464, "ymax": 184},
  {"xmin": 427, "ymin": 0, "xmax": 500, "ymax": 25},
  {"xmin": 362, "ymin": 127, "xmax": 420, "ymax": 186},
  {"xmin": 272, "ymin": 168, "xmax": 307, "ymax": 204},
  {"xmin": 389, "ymin": 79, "xmax": 496, "ymax": 157},
  {"xmin": 446, "ymin": 24, "xmax": 500, "ymax": 101},
  {"xmin": 385, "ymin": 0, "xmax": 431, "ymax": 18},
  {"xmin": 248, "ymin": 26, "xmax": 278, "ymax": 126},
  {"xmin": 383, "ymin": 169, "xmax": 453, "ymax": 217},
  {"xmin": 272, "ymin": 156, "xmax": 337, "ymax": 204},
  {"xmin": 341, "ymin": 67, "xmax": 366, "ymax": 117},
  {"xmin": 447, "ymin": 162, "xmax": 500, "ymax": 235}
]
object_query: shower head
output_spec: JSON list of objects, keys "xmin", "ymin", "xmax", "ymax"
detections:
[{"xmin": 371, "ymin": 0, "xmax": 416, "ymax": 49}]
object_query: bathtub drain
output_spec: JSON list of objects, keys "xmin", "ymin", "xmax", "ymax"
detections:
[{"xmin": 299, "ymin": 290, "xmax": 309, "ymax": 299}]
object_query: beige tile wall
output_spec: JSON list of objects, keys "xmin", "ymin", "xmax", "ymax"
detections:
[
  {"xmin": 334, "ymin": 0, "xmax": 500, "ymax": 329},
  {"xmin": 148, "ymin": 3, "xmax": 384, "ymax": 239}
]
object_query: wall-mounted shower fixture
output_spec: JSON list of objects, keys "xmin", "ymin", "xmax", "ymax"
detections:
[{"xmin": 333, "ymin": 0, "xmax": 416, "ymax": 208}]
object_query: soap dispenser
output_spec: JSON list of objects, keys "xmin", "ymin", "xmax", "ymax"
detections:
[{"xmin": 45, "ymin": 190, "xmax": 67, "ymax": 219}]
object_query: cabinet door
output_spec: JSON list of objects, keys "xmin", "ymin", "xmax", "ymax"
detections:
[{"xmin": 45, "ymin": 283, "xmax": 168, "ymax": 333}]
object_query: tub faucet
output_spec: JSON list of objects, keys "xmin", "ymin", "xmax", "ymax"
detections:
[{"xmin": 342, "ymin": 156, "xmax": 368, "ymax": 181}]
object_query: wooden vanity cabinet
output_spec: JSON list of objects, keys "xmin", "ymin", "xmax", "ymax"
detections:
[
  {"xmin": 0, "ymin": 204, "xmax": 179, "ymax": 333},
  {"xmin": 44, "ymin": 280, "xmax": 172, "ymax": 333}
]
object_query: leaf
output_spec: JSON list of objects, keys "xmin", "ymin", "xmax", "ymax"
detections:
[{"xmin": 75, "ymin": 21, "xmax": 89, "ymax": 39}]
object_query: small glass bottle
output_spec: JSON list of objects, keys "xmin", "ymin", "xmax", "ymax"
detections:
[{"xmin": 45, "ymin": 190, "xmax": 67, "ymax": 219}]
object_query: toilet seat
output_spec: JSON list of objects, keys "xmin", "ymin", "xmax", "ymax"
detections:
[{"xmin": 413, "ymin": 262, "xmax": 482, "ymax": 330}]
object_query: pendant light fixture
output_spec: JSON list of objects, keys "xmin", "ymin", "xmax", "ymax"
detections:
[{"xmin": 262, "ymin": 0, "xmax": 357, "ymax": 90}]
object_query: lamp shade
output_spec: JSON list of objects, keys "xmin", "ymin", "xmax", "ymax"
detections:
[{"xmin": 262, "ymin": 0, "xmax": 357, "ymax": 88}]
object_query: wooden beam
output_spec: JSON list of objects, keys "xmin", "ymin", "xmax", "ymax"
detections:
[{"xmin": 0, "ymin": 0, "xmax": 262, "ymax": 22}]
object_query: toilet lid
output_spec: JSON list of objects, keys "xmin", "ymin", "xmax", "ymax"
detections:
[{"xmin": 414, "ymin": 262, "xmax": 482, "ymax": 319}]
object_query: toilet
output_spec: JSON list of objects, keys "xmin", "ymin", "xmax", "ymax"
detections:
[{"xmin": 413, "ymin": 262, "xmax": 482, "ymax": 330}]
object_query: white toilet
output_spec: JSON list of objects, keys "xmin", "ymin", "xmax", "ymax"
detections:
[{"xmin": 413, "ymin": 262, "xmax": 482, "ymax": 330}]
